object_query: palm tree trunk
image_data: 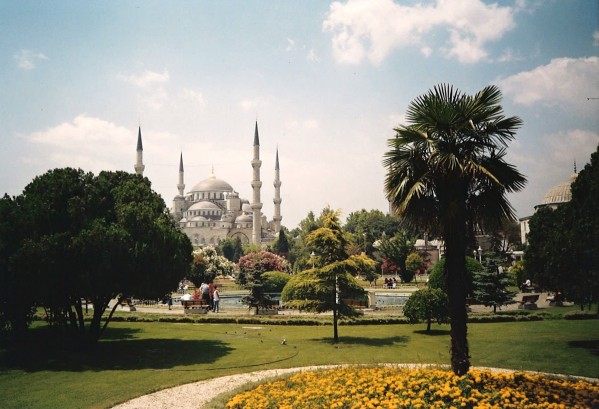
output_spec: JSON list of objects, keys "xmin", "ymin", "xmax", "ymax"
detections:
[{"xmin": 444, "ymin": 197, "xmax": 471, "ymax": 376}]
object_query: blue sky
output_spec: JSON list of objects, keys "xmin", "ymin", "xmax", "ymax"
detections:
[{"xmin": 1, "ymin": 0, "xmax": 598, "ymax": 229}]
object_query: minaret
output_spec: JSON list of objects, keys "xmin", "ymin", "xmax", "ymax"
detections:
[
  {"xmin": 134, "ymin": 127, "xmax": 145, "ymax": 176},
  {"xmin": 273, "ymin": 147, "xmax": 282, "ymax": 233},
  {"xmin": 251, "ymin": 122, "xmax": 263, "ymax": 245},
  {"xmin": 177, "ymin": 152, "xmax": 185, "ymax": 197}
]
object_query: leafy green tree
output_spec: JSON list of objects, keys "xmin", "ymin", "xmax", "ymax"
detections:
[
  {"xmin": 403, "ymin": 288, "xmax": 449, "ymax": 333},
  {"xmin": 384, "ymin": 84, "xmax": 526, "ymax": 374},
  {"xmin": 427, "ymin": 257, "xmax": 482, "ymax": 296},
  {"xmin": 219, "ymin": 236, "xmax": 243, "ymax": 262},
  {"xmin": 3, "ymin": 168, "xmax": 193, "ymax": 343},
  {"xmin": 406, "ymin": 252, "xmax": 425, "ymax": 273},
  {"xmin": 508, "ymin": 260, "xmax": 526, "ymax": 288},
  {"xmin": 344, "ymin": 209, "xmax": 406, "ymax": 256},
  {"xmin": 568, "ymin": 145, "xmax": 599, "ymax": 312},
  {"xmin": 0, "ymin": 195, "xmax": 34, "ymax": 335},
  {"xmin": 375, "ymin": 231, "xmax": 414, "ymax": 281},
  {"xmin": 472, "ymin": 258, "xmax": 516, "ymax": 313},
  {"xmin": 281, "ymin": 210, "xmax": 373, "ymax": 342},
  {"xmin": 525, "ymin": 206, "xmax": 572, "ymax": 301},
  {"xmin": 261, "ymin": 271, "xmax": 292, "ymax": 293}
]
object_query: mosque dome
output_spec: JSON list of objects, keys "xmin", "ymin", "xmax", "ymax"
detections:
[
  {"xmin": 190, "ymin": 173, "xmax": 233, "ymax": 193},
  {"xmin": 188, "ymin": 201, "xmax": 221, "ymax": 211},
  {"xmin": 540, "ymin": 173, "xmax": 577, "ymax": 207},
  {"xmin": 242, "ymin": 203, "xmax": 252, "ymax": 213},
  {"xmin": 235, "ymin": 214, "xmax": 253, "ymax": 223},
  {"xmin": 190, "ymin": 215, "xmax": 208, "ymax": 222}
]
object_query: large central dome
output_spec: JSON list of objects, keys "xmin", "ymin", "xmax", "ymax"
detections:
[
  {"xmin": 540, "ymin": 173, "xmax": 577, "ymax": 207},
  {"xmin": 190, "ymin": 173, "xmax": 234, "ymax": 193}
]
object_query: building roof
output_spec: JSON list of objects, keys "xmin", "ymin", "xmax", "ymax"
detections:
[
  {"xmin": 539, "ymin": 173, "xmax": 577, "ymax": 206},
  {"xmin": 189, "ymin": 173, "xmax": 234, "ymax": 193},
  {"xmin": 188, "ymin": 201, "xmax": 222, "ymax": 211}
]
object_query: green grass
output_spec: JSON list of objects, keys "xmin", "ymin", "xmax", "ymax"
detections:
[{"xmin": 1, "ymin": 318, "xmax": 598, "ymax": 409}]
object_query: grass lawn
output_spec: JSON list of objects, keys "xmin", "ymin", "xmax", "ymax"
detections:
[{"xmin": 0, "ymin": 318, "xmax": 597, "ymax": 409}]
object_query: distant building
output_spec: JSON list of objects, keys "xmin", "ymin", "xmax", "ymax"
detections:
[
  {"xmin": 519, "ymin": 168, "xmax": 578, "ymax": 245},
  {"xmin": 134, "ymin": 122, "xmax": 282, "ymax": 247}
]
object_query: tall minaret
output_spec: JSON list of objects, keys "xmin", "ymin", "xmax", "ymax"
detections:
[
  {"xmin": 177, "ymin": 152, "xmax": 185, "ymax": 197},
  {"xmin": 251, "ymin": 122, "xmax": 263, "ymax": 245},
  {"xmin": 273, "ymin": 147, "xmax": 282, "ymax": 233},
  {"xmin": 134, "ymin": 127, "xmax": 145, "ymax": 176}
]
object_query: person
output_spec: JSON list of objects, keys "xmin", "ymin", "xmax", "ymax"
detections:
[
  {"xmin": 167, "ymin": 294, "xmax": 173, "ymax": 310},
  {"xmin": 200, "ymin": 282, "xmax": 210, "ymax": 303},
  {"xmin": 212, "ymin": 286, "xmax": 220, "ymax": 313},
  {"xmin": 209, "ymin": 281, "xmax": 215, "ymax": 309}
]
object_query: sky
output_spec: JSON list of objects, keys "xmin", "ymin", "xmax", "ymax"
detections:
[{"xmin": 1, "ymin": 0, "xmax": 598, "ymax": 230}]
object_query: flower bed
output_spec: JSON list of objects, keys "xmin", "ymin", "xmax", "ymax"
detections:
[{"xmin": 226, "ymin": 367, "xmax": 598, "ymax": 409}]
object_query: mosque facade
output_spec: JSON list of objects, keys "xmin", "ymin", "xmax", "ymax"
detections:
[{"xmin": 134, "ymin": 122, "xmax": 282, "ymax": 247}]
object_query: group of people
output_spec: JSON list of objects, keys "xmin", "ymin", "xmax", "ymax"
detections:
[
  {"xmin": 384, "ymin": 277, "xmax": 398, "ymax": 289},
  {"xmin": 198, "ymin": 281, "xmax": 221, "ymax": 313}
]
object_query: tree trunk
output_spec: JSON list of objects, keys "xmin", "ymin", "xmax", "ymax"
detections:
[
  {"xmin": 444, "ymin": 196, "xmax": 471, "ymax": 376},
  {"xmin": 332, "ymin": 295, "xmax": 339, "ymax": 343},
  {"xmin": 426, "ymin": 317, "xmax": 431, "ymax": 333}
]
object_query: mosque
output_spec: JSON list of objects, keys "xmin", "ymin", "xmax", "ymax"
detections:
[
  {"xmin": 519, "ymin": 167, "xmax": 578, "ymax": 245},
  {"xmin": 134, "ymin": 122, "xmax": 282, "ymax": 247}
]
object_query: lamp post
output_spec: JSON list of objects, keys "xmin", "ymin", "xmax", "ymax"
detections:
[
  {"xmin": 477, "ymin": 246, "xmax": 482, "ymax": 263},
  {"xmin": 310, "ymin": 251, "xmax": 315, "ymax": 268}
]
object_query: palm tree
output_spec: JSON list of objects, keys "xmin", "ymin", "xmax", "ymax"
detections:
[{"xmin": 383, "ymin": 84, "xmax": 526, "ymax": 375}]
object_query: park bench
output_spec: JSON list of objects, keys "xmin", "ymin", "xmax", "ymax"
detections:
[
  {"xmin": 518, "ymin": 294, "xmax": 539, "ymax": 310},
  {"xmin": 181, "ymin": 299, "xmax": 211, "ymax": 314}
]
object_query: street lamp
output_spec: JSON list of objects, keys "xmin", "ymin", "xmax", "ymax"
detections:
[
  {"xmin": 310, "ymin": 251, "xmax": 315, "ymax": 268},
  {"xmin": 477, "ymin": 246, "xmax": 482, "ymax": 263}
]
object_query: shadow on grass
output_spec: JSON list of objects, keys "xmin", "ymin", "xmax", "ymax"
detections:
[
  {"xmin": 312, "ymin": 335, "xmax": 409, "ymax": 347},
  {"xmin": 0, "ymin": 326, "xmax": 233, "ymax": 372},
  {"xmin": 568, "ymin": 339, "xmax": 599, "ymax": 356},
  {"xmin": 413, "ymin": 329, "xmax": 451, "ymax": 336}
]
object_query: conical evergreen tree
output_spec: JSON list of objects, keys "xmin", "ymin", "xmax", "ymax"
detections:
[{"xmin": 473, "ymin": 258, "xmax": 516, "ymax": 313}]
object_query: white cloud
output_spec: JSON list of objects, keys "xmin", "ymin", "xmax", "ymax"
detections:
[
  {"xmin": 240, "ymin": 96, "xmax": 271, "ymax": 112},
  {"xmin": 496, "ymin": 47, "xmax": 523, "ymax": 63},
  {"xmin": 181, "ymin": 88, "xmax": 205, "ymax": 107},
  {"xmin": 593, "ymin": 30, "xmax": 599, "ymax": 47},
  {"xmin": 14, "ymin": 49, "xmax": 48, "ymax": 70},
  {"xmin": 117, "ymin": 69, "xmax": 170, "ymax": 88},
  {"xmin": 286, "ymin": 37, "xmax": 296, "ymax": 52},
  {"xmin": 118, "ymin": 69, "xmax": 171, "ymax": 110},
  {"xmin": 307, "ymin": 49, "xmax": 319, "ymax": 62},
  {"xmin": 24, "ymin": 115, "xmax": 135, "ymax": 173},
  {"xmin": 498, "ymin": 57, "xmax": 599, "ymax": 116},
  {"xmin": 323, "ymin": 0, "xmax": 516, "ymax": 65},
  {"xmin": 508, "ymin": 128, "xmax": 599, "ymax": 216}
]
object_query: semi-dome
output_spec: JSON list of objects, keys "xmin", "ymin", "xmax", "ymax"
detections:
[
  {"xmin": 188, "ymin": 201, "xmax": 221, "ymax": 211},
  {"xmin": 190, "ymin": 215, "xmax": 208, "ymax": 222},
  {"xmin": 190, "ymin": 173, "xmax": 233, "ymax": 193},
  {"xmin": 540, "ymin": 173, "xmax": 577, "ymax": 206},
  {"xmin": 235, "ymin": 214, "xmax": 253, "ymax": 223}
]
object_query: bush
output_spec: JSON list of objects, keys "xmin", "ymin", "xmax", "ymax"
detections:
[
  {"xmin": 564, "ymin": 311, "xmax": 599, "ymax": 320},
  {"xmin": 261, "ymin": 271, "xmax": 292, "ymax": 293}
]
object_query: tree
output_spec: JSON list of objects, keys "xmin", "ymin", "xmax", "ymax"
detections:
[
  {"xmin": 261, "ymin": 271, "xmax": 292, "ymax": 293},
  {"xmin": 427, "ymin": 257, "xmax": 482, "ymax": 296},
  {"xmin": 344, "ymin": 209, "xmax": 406, "ymax": 257},
  {"xmin": 524, "ymin": 206, "xmax": 572, "ymax": 302},
  {"xmin": 375, "ymin": 231, "xmax": 414, "ymax": 281},
  {"xmin": 237, "ymin": 250, "xmax": 291, "ymax": 313},
  {"xmin": 403, "ymin": 288, "xmax": 449, "ymax": 333},
  {"xmin": 472, "ymin": 258, "xmax": 516, "ymax": 313},
  {"xmin": 406, "ymin": 252, "xmax": 425, "ymax": 273},
  {"xmin": 272, "ymin": 228, "xmax": 290, "ymax": 258},
  {"xmin": 188, "ymin": 247, "xmax": 237, "ymax": 288},
  {"xmin": 383, "ymin": 84, "xmax": 526, "ymax": 375},
  {"xmin": 281, "ymin": 210, "xmax": 374, "ymax": 342},
  {"xmin": 1, "ymin": 168, "xmax": 193, "ymax": 343},
  {"xmin": 218, "ymin": 236, "xmax": 243, "ymax": 263},
  {"xmin": 568, "ymin": 144, "xmax": 599, "ymax": 312}
]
